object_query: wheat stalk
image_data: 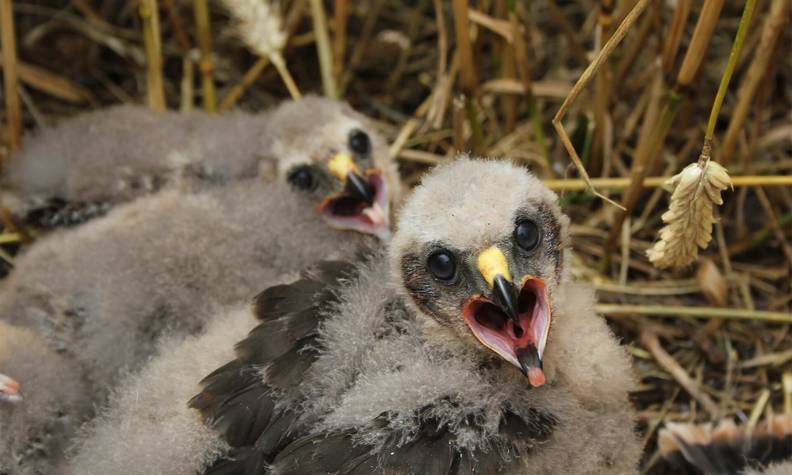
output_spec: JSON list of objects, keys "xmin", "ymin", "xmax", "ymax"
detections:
[
  {"xmin": 222, "ymin": 0, "xmax": 301, "ymax": 99},
  {"xmin": 193, "ymin": 0, "xmax": 217, "ymax": 112},
  {"xmin": 646, "ymin": 0, "xmax": 756, "ymax": 270},
  {"xmin": 646, "ymin": 155, "xmax": 732, "ymax": 269}
]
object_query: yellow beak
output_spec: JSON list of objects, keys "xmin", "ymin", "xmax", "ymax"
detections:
[
  {"xmin": 476, "ymin": 246, "xmax": 512, "ymax": 287},
  {"xmin": 327, "ymin": 152, "xmax": 359, "ymax": 182}
]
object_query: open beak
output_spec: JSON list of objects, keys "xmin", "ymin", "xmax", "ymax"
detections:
[
  {"xmin": 318, "ymin": 153, "xmax": 391, "ymax": 240},
  {"xmin": 345, "ymin": 171, "xmax": 375, "ymax": 206},
  {"xmin": 462, "ymin": 247, "xmax": 552, "ymax": 387},
  {"xmin": 0, "ymin": 373, "xmax": 22, "ymax": 403}
]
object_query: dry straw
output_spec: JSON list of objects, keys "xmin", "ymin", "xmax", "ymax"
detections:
[
  {"xmin": 194, "ymin": 0, "xmax": 217, "ymax": 112},
  {"xmin": 140, "ymin": 0, "xmax": 166, "ymax": 112},
  {"xmin": 647, "ymin": 0, "xmax": 756, "ymax": 270},
  {"xmin": 1, "ymin": 0, "xmax": 22, "ymax": 151},
  {"xmin": 222, "ymin": 0, "xmax": 301, "ymax": 99}
]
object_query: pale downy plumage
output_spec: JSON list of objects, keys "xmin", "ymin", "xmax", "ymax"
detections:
[
  {"xmin": 3, "ymin": 106, "xmax": 265, "ymax": 227},
  {"xmin": 0, "ymin": 97, "xmax": 399, "ymax": 474},
  {"xmin": 0, "ymin": 321, "xmax": 90, "ymax": 465},
  {"xmin": 67, "ymin": 158, "xmax": 640, "ymax": 474},
  {"xmin": 63, "ymin": 307, "xmax": 256, "ymax": 475}
]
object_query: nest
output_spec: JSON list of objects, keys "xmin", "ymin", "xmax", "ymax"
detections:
[{"xmin": 0, "ymin": 1, "xmax": 789, "ymax": 471}]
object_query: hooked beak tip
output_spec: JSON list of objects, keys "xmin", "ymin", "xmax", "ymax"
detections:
[
  {"xmin": 345, "ymin": 172, "xmax": 374, "ymax": 206},
  {"xmin": 516, "ymin": 344, "xmax": 545, "ymax": 387}
]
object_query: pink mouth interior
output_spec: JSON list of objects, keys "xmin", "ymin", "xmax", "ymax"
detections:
[
  {"xmin": 463, "ymin": 277, "xmax": 550, "ymax": 385},
  {"xmin": 319, "ymin": 171, "xmax": 390, "ymax": 239}
]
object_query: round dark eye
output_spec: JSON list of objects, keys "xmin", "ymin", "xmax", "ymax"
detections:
[
  {"xmin": 427, "ymin": 250, "xmax": 456, "ymax": 281},
  {"xmin": 348, "ymin": 129, "xmax": 371, "ymax": 156},
  {"xmin": 514, "ymin": 220, "xmax": 541, "ymax": 251},
  {"xmin": 287, "ymin": 166, "xmax": 316, "ymax": 192}
]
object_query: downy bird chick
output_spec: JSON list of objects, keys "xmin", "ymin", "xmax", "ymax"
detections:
[
  {"xmin": 0, "ymin": 97, "xmax": 397, "ymax": 474},
  {"xmin": 2, "ymin": 96, "xmax": 397, "ymax": 230},
  {"xmin": 658, "ymin": 414, "xmax": 792, "ymax": 475},
  {"xmin": 186, "ymin": 158, "xmax": 641, "ymax": 474},
  {"xmin": 0, "ymin": 372, "xmax": 22, "ymax": 404},
  {"xmin": 172, "ymin": 157, "xmax": 639, "ymax": 474}
]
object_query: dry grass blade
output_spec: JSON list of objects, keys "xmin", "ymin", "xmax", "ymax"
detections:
[
  {"xmin": 552, "ymin": 0, "xmax": 653, "ymax": 211},
  {"xmin": 597, "ymin": 304, "xmax": 792, "ymax": 323},
  {"xmin": 309, "ymin": 0, "xmax": 337, "ymax": 98},
  {"xmin": 0, "ymin": 59, "xmax": 95, "ymax": 104},
  {"xmin": 641, "ymin": 330, "xmax": 721, "ymax": 418},
  {"xmin": 542, "ymin": 175, "xmax": 792, "ymax": 191},
  {"xmin": 140, "ymin": 0, "xmax": 166, "ymax": 111},
  {"xmin": 452, "ymin": 0, "xmax": 477, "ymax": 95},
  {"xmin": 646, "ymin": 159, "xmax": 732, "ymax": 269},
  {"xmin": 1, "ymin": 0, "xmax": 22, "ymax": 151},
  {"xmin": 722, "ymin": 0, "xmax": 790, "ymax": 165},
  {"xmin": 193, "ymin": 0, "xmax": 217, "ymax": 112}
]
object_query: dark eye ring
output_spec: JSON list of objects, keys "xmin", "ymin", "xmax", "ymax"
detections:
[
  {"xmin": 348, "ymin": 129, "xmax": 371, "ymax": 156},
  {"xmin": 287, "ymin": 166, "xmax": 317, "ymax": 192},
  {"xmin": 427, "ymin": 250, "xmax": 457, "ymax": 281},
  {"xmin": 514, "ymin": 219, "xmax": 541, "ymax": 252}
]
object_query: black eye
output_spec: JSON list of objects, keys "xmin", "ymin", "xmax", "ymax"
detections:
[
  {"xmin": 514, "ymin": 220, "xmax": 541, "ymax": 251},
  {"xmin": 348, "ymin": 129, "xmax": 371, "ymax": 156},
  {"xmin": 287, "ymin": 166, "xmax": 316, "ymax": 192},
  {"xmin": 427, "ymin": 250, "xmax": 456, "ymax": 281}
]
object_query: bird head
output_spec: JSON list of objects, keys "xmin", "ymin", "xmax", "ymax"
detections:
[
  {"xmin": 391, "ymin": 158, "xmax": 570, "ymax": 387},
  {"xmin": 0, "ymin": 373, "xmax": 22, "ymax": 404},
  {"xmin": 264, "ymin": 97, "xmax": 396, "ymax": 240}
]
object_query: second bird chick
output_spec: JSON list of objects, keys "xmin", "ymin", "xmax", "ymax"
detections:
[{"xmin": 0, "ymin": 97, "xmax": 398, "ymax": 475}]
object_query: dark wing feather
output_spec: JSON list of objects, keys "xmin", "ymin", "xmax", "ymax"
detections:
[
  {"xmin": 262, "ymin": 335, "xmax": 318, "ymax": 392},
  {"xmin": 252, "ymin": 409, "xmax": 303, "ymax": 457},
  {"xmin": 189, "ymin": 364, "xmax": 275, "ymax": 447},
  {"xmin": 192, "ymin": 260, "xmax": 359, "ymax": 452},
  {"xmin": 203, "ymin": 447, "xmax": 269, "ymax": 475},
  {"xmin": 271, "ymin": 432, "xmax": 374, "ymax": 475},
  {"xmin": 253, "ymin": 260, "xmax": 357, "ymax": 321},
  {"xmin": 234, "ymin": 309, "xmax": 318, "ymax": 364},
  {"xmin": 658, "ymin": 415, "xmax": 792, "ymax": 475}
]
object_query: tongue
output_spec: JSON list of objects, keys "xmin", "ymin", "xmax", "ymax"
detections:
[{"xmin": 362, "ymin": 202, "xmax": 386, "ymax": 227}]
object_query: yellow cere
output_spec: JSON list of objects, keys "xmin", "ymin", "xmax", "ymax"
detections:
[
  {"xmin": 327, "ymin": 152, "xmax": 358, "ymax": 182},
  {"xmin": 476, "ymin": 246, "xmax": 511, "ymax": 288}
]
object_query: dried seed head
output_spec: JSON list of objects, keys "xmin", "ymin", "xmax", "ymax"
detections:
[
  {"xmin": 647, "ymin": 160, "xmax": 732, "ymax": 269},
  {"xmin": 222, "ymin": 0, "xmax": 287, "ymax": 59}
]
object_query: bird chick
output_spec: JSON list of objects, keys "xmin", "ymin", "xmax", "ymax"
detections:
[
  {"xmin": 0, "ymin": 321, "xmax": 91, "ymax": 475},
  {"xmin": 0, "ymin": 98, "xmax": 397, "ymax": 474},
  {"xmin": 0, "ymin": 372, "xmax": 21, "ymax": 404},
  {"xmin": 2, "ymin": 96, "xmax": 397, "ymax": 232},
  {"xmin": 179, "ymin": 157, "xmax": 642, "ymax": 474},
  {"xmin": 658, "ymin": 414, "xmax": 792, "ymax": 475}
]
